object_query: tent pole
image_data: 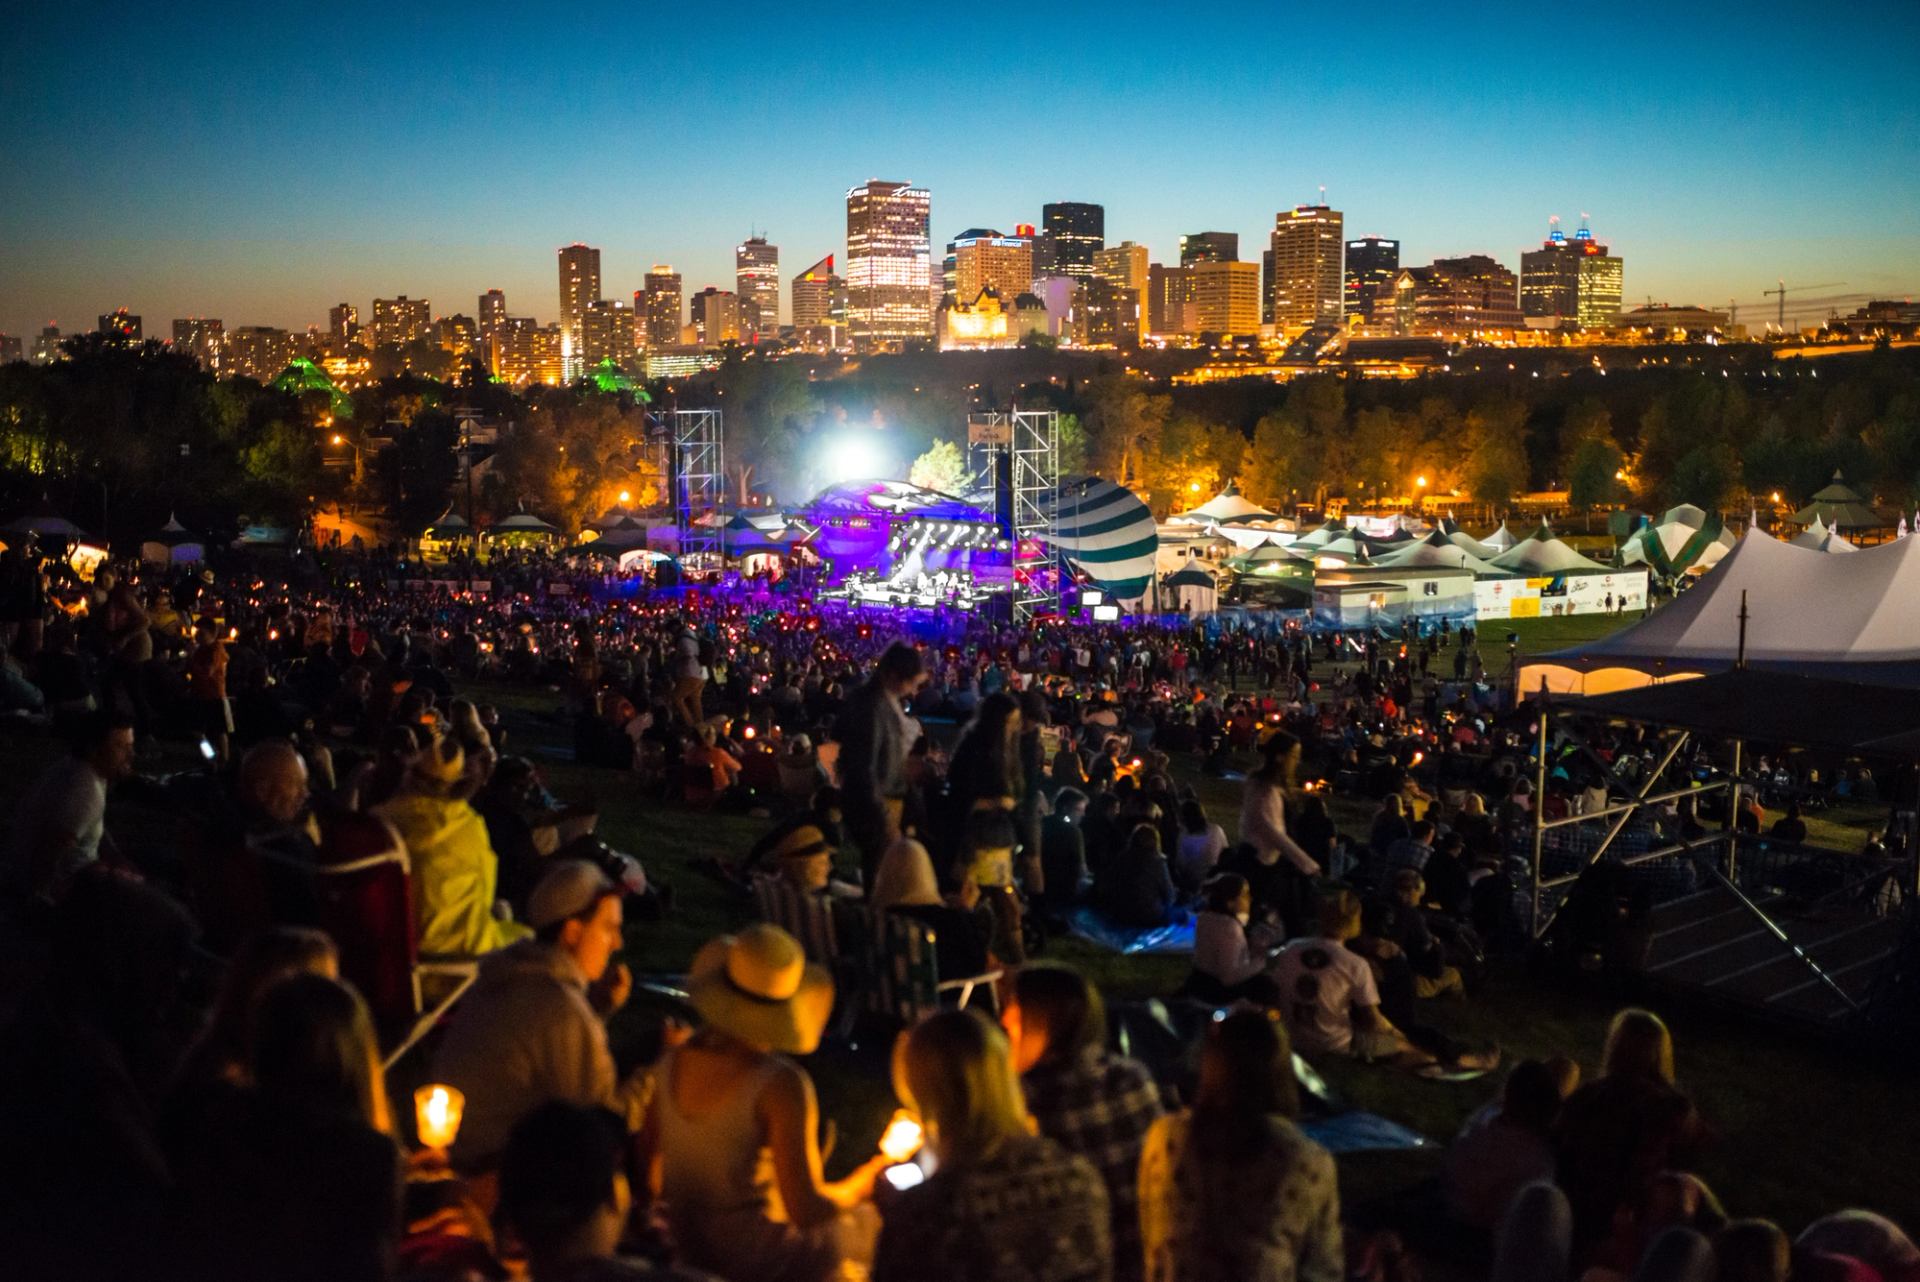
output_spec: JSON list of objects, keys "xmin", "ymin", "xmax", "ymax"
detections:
[
  {"xmin": 1531, "ymin": 699, "xmax": 1549, "ymax": 939},
  {"xmin": 1724, "ymin": 737, "xmax": 1743, "ymax": 884}
]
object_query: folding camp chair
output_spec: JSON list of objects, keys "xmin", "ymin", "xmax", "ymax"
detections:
[
  {"xmin": 864, "ymin": 910, "xmax": 1002, "ymax": 1026},
  {"xmin": 309, "ymin": 810, "xmax": 478, "ymax": 1069},
  {"xmin": 751, "ymin": 874, "xmax": 840, "ymax": 965}
]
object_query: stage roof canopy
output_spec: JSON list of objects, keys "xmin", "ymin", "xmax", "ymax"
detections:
[{"xmin": 1572, "ymin": 668, "xmax": 1920, "ymax": 757}]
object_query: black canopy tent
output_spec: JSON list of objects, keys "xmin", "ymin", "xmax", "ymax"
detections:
[{"xmin": 1573, "ymin": 669, "xmax": 1920, "ymax": 759}]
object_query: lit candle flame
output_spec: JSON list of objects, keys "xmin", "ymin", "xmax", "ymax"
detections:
[
  {"xmin": 879, "ymin": 1112, "xmax": 922, "ymax": 1163},
  {"xmin": 414, "ymin": 1084, "xmax": 465, "ymax": 1149}
]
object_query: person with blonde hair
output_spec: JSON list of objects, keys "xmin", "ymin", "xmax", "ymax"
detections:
[
  {"xmin": 1138, "ymin": 1010, "xmax": 1341, "ymax": 1282},
  {"xmin": 1555, "ymin": 1008, "xmax": 1704, "ymax": 1266},
  {"xmin": 874, "ymin": 1008, "xmax": 1111, "ymax": 1282}
]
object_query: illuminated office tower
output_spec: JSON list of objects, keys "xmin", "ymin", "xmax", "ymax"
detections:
[
  {"xmin": 642, "ymin": 266, "xmax": 683, "ymax": 348},
  {"xmin": 1093, "ymin": 241, "xmax": 1149, "ymax": 341},
  {"xmin": 735, "ymin": 236, "xmax": 780, "ymax": 336},
  {"xmin": 691, "ymin": 288, "xmax": 746, "ymax": 346},
  {"xmin": 370, "ymin": 296, "xmax": 432, "ymax": 347},
  {"xmin": 845, "ymin": 179, "xmax": 933, "ymax": 347},
  {"xmin": 327, "ymin": 303, "xmax": 359, "ymax": 341},
  {"xmin": 478, "ymin": 290, "xmax": 507, "ymax": 367},
  {"xmin": 1266, "ymin": 204, "xmax": 1344, "ymax": 329},
  {"xmin": 1148, "ymin": 264, "xmax": 1195, "ymax": 336},
  {"xmin": 1179, "ymin": 231, "xmax": 1238, "ymax": 266},
  {"xmin": 954, "ymin": 232, "xmax": 1034, "ymax": 306},
  {"xmin": 1520, "ymin": 219, "xmax": 1623, "ymax": 329},
  {"xmin": 557, "ymin": 243, "xmax": 601, "ymax": 378},
  {"xmin": 792, "ymin": 254, "xmax": 846, "ymax": 349},
  {"xmin": 1041, "ymin": 202, "xmax": 1103, "ymax": 283},
  {"xmin": 98, "ymin": 308, "xmax": 142, "ymax": 340},
  {"xmin": 1192, "ymin": 260, "xmax": 1262, "ymax": 335},
  {"xmin": 1379, "ymin": 255, "xmax": 1522, "ymax": 335},
  {"xmin": 1343, "ymin": 236, "xmax": 1400, "ymax": 320},
  {"xmin": 171, "ymin": 317, "xmax": 225, "ymax": 372}
]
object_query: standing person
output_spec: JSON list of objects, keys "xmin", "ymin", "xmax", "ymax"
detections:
[
  {"xmin": 1138, "ymin": 1010, "xmax": 1342, "ymax": 1282},
  {"xmin": 1231, "ymin": 732, "xmax": 1320, "ymax": 933},
  {"xmin": 635, "ymin": 926, "xmax": 889, "ymax": 1282},
  {"xmin": 1039, "ymin": 788, "xmax": 1091, "ymax": 919},
  {"xmin": 874, "ymin": 1009, "xmax": 1112, "ymax": 1282},
  {"xmin": 836, "ymin": 643, "xmax": 927, "ymax": 890},
  {"xmin": 1005, "ymin": 966, "xmax": 1163, "ymax": 1282},
  {"xmin": 187, "ymin": 615, "xmax": 233, "ymax": 764},
  {"xmin": 669, "ymin": 629, "xmax": 706, "ymax": 729}
]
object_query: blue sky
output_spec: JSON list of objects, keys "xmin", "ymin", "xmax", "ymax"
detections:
[{"xmin": 3, "ymin": 0, "xmax": 1916, "ymax": 339}]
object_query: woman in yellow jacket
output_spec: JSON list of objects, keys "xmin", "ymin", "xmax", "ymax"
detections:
[{"xmin": 375, "ymin": 734, "xmax": 530, "ymax": 958}]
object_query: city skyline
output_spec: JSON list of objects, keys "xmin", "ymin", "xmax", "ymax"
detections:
[{"xmin": 3, "ymin": 1, "xmax": 1917, "ymax": 340}]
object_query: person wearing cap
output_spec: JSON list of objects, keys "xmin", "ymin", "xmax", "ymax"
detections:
[
  {"xmin": 374, "ymin": 732, "xmax": 530, "ymax": 959},
  {"xmin": 634, "ymin": 924, "xmax": 890, "ymax": 1282},
  {"xmin": 430, "ymin": 860, "xmax": 652, "ymax": 1176}
]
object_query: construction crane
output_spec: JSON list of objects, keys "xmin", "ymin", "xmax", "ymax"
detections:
[{"xmin": 1763, "ymin": 280, "xmax": 1844, "ymax": 331}]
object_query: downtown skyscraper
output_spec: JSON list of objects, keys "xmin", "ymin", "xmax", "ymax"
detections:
[
  {"xmin": 1267, "ymin": 204, "xmax": 1344, "ymax": 330},
  {"xmin": 1041, "ymin": 201, "xmax": 1104, "ymax": 283},
  {"xmin": 558, "ymin": 243, "xmax": 601, "ymax": 377},
  {"xmin": 641, "ymin": 267, "xmax": 683, "ymax": 348},
  {"xmin": 735, "ymin": 236, "xmax": 780, "ymax": 337},
  {"xmin": 845, "ymin": 180, "xmax": 932, "ymax": 348}
]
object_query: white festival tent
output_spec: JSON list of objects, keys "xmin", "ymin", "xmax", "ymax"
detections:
[
  {"xmin": 1489, "ymin": 523, "xmax": 1611, "ymax": 575},
  {"xmin": 1372, "ymin": 529, "xmax": 1512, "ymax": 576},
  {"xmin": 1789, "ymin": 515, "xmax": 1859, "ymax": 553},
  {"xmin": 1163, "ymin": 559, "xmax": 1221, "ymax": 615},
  {"xmin": 1519, "ymin": 529, "xmax": 1920, "ymax": 694},
  {"xmin": 1173, "ymin": 484, "xmax": 1276, "ymax": 525},
  {"xmin": 1479, "ymin": 520, "xmax": 1520, "ymax": 553}
]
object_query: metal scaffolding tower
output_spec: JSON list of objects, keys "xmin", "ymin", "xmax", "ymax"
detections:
[
  {"xmin": 967, "ymin": 409, "xmax": 1060, "ymax": 620},
  {"xmin": 669, "ymin": 409, "xmax": 724, "ymax": 567}
]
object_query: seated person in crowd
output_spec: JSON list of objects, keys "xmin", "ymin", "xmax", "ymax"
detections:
[
  {"xmin": 5, "ymin": 708, "xmax": 136, "ymax": 905},
  {"xmin": 1770, "ymin": 801, "xmax": 1808, "ymax": 844},
  {"xmin": 1094, "ymin": 823, "xmax": 1177, "ymax": 929},
  {"xmin": 1172, "ymin": 799, "xmax": 1228, "ymax": 893},
  {"xmin": 374, "ymin": 732, "xmax": 530, "ymax": 958},
  {"xmin": 1187, "ymin": 873, "xmax": 1282, "ymax": 1006},
  {"xmin": 1003, "ymin": 965, "xmax": 1162, "ymax": 1282},
  {"xmin": 1039, "ymin": 787, "xmax": 1091, "ymax": 919},
  {"xmin": 432, "ymin": 862, "xmax": 659, "ymax": 1177},
  {"xmin": 1361, "ymin": 868, "xmax": 1465, "ymax": 1000},
  {"xmin": 498, "ymin": 1101, "xmax": 717, "ymax": 1281},
  {"xmin": 1443, "ymin": 1057, "xmax": 1580, "ymax": 1230},
  {"xmin": 871, "ymin": 835, "xmax": 994, "ymax": 981}
]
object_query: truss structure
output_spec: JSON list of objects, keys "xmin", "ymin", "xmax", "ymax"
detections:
[
  {"xmin": 671, "ymin": 409, "xmax": 724, "ymax": 566},
  {"xmin": 1008, "ymin": 410, "xmax": 1060, "ymax": 621}
]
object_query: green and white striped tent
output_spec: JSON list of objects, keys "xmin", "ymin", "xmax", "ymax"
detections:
[{"xmin": 1051, "ymin": 475, "xmax": 1158, "ymax": 601}]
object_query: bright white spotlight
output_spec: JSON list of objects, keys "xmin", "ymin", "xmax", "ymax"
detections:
[{"xmin": 827, "ymin": 433, "xmax": 885, "ymax": 482}]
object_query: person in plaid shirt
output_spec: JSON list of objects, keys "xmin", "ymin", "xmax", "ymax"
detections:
[{"xmin": 1006, "ymin": 965, "xmax": 1165, "ymax": 1282}]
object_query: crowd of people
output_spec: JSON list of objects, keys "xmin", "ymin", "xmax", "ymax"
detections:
[{"xmin": 0, "ymin": 538, "xmax": 1913, "ymax": 1282}]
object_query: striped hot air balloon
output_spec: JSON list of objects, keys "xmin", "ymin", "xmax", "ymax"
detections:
[{"xmin": 1051, "ymin": 476, "xmax": 1158, "ymax": 601}]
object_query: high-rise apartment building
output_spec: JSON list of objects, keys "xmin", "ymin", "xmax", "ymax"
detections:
[
  {"xmin": 226, "ymin": 326, "xmax": 297, "ymax": 382},
  {"xmin": 1520, "ymin": 222, "xmax": 1623, "ymax": 330},
  {"xmin": 954, "ymin": 232, "xmax": 1035, "ymax": 307},
  {"xmin": 1148, "ymin": 264, "xmax": 1195, "ymax": 336},
  {"xmin": 735, "ymin": 237, "xmax": 780, "ymax": 337},
  {"xmin": 1343, "ymin": 237, "xmax": 1400, "ymax": 321},
  {"xmin": 1041, "ymin": 202, "xmax": 1104, "ymax": 283},
  {"xmin": 1179, "ymin": 232, "xmax": 1238, "ymax": 267},
  {"xmin": 579, "ymin": 300, "xmax": 637, "ymax": 369},
  {"xmin": 0, "ymin": 335, "xmax": 21, "ymax": 364},
  {"xmin": 1077, "ymin": 279, "xmax": 1141, "ymax": 348},
  {"xmin": 370, "ymin": 296, "xmax": 432, "ymax": 348},
  {"xmin": 31, "ymin": 326, "xmax": 63, "ymax": 364},
  {"xmin": 792, "ymin": 255, "xmax": 846, "ymax": 351},
  {"xmin": 171, "ymin": 317, "xmax": 225, "ymax": 372},
  {"xmin": 557, "ymin": 243, "xmax": 601, "ymax": 377},
  {"xmin": 477, "ymin": 290, "xmax": 507, "ymax": 368},
  {"xmin": 845, "ymin": 179, "xmax": 933, "ymax": 347},
  {"xmin": 495, "ymin": 319, "xmax": 564, "ymax": 386},
  {"xmin": 436, "ymin": 314, "xmax": 479, "ymax": 367},
  {"xmin": 641, "ymin": 267, "xmax": 683, "ymax": 348},
  {"xmin": 1192, "ymin": 260, "xmax": 1263, "ymax": 335},
  {"xmin": 328, "ymin": 303, "xmax": 360, "ymax": 341},
  {"xmin": 1266, "ymin": 205, "xmax": 1344, "ymax": 330},
  {"xmin": 98, "ymin": 308, "xmax": 142, "ymax": 340}
]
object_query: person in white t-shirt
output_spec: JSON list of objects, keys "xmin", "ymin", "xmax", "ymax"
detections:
[{"xmin": 1270, "ymin": 887, "xmax": 1411, "ymax": 1060}]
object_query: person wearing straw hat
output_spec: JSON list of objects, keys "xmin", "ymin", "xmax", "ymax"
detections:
[
  {"xmin": 635, "ymin": 925, "xmax": 892, "ymax": 1282},
  {"xmin": 375, "ymin": 732, "xmax": 530, "ymax": 958}
]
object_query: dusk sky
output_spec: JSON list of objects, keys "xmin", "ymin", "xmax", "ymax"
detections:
[{"xmin": 4, "ymin": 1, "xmax": 1917, "ymax": 340}]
